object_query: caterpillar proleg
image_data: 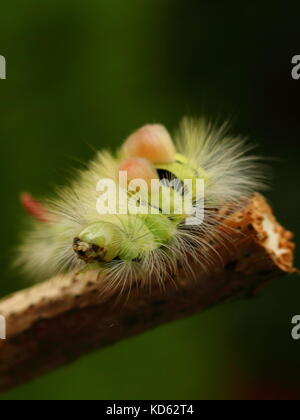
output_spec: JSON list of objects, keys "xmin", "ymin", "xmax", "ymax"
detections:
[{"xmin": 17, "ymin": 118, "xmax": 266, "ymax": 290}]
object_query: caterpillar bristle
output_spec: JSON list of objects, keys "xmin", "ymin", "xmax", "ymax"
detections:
[{"xmin": 16, "ymin": 117, "xmax": 267, "ymax": 295}]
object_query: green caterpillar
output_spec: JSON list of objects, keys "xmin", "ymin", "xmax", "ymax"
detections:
[{"xmin": 17, "ymin": 118, "xmax": 265, "ymax": 287}]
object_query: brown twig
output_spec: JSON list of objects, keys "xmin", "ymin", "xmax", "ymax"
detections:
[{"xmin": 0, "ymin": 194, "xmax": 297, "ymax": 392}]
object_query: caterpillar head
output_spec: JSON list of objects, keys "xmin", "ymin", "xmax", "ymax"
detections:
[
  {"xmin": 73, "ymin": 222, "xmax": 122, "ymax": 263},
  {"xmin": 73, "ymin": 217, "xmax": 160, "ymax": 265}
]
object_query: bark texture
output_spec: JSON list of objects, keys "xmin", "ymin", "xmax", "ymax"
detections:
[{"xmin": 0, "ymin": 194, "xmax": 297, "ymax": 392}]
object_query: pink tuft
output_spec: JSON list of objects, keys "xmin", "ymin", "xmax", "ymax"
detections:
[{"xmin": 21, "ymin": 193, "xmax": 50, "ymax": 223}]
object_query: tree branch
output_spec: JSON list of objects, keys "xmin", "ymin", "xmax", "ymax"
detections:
[{"xmin": 0, "ymin": 194, "xmax": 297, "ymax": 392}]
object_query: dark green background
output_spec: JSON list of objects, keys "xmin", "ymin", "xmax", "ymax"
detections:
[{"xmin": 0, "ymin": 0, "xmax": 300, "ymax": 400}]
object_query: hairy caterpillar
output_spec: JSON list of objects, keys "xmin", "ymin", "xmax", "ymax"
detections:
[{"xmin": 17, "ymin": 118, "xmax": 265, "ymax": 290}]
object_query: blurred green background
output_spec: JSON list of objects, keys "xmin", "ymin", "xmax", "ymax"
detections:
[{"xmin": 0, "ymin": 0, "xmax": 300, "ymax": 400}]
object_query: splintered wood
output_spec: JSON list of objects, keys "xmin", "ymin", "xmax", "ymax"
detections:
[{"xmin": 0, "ymin": 194, "xmax": 296, "ymax": 392}]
